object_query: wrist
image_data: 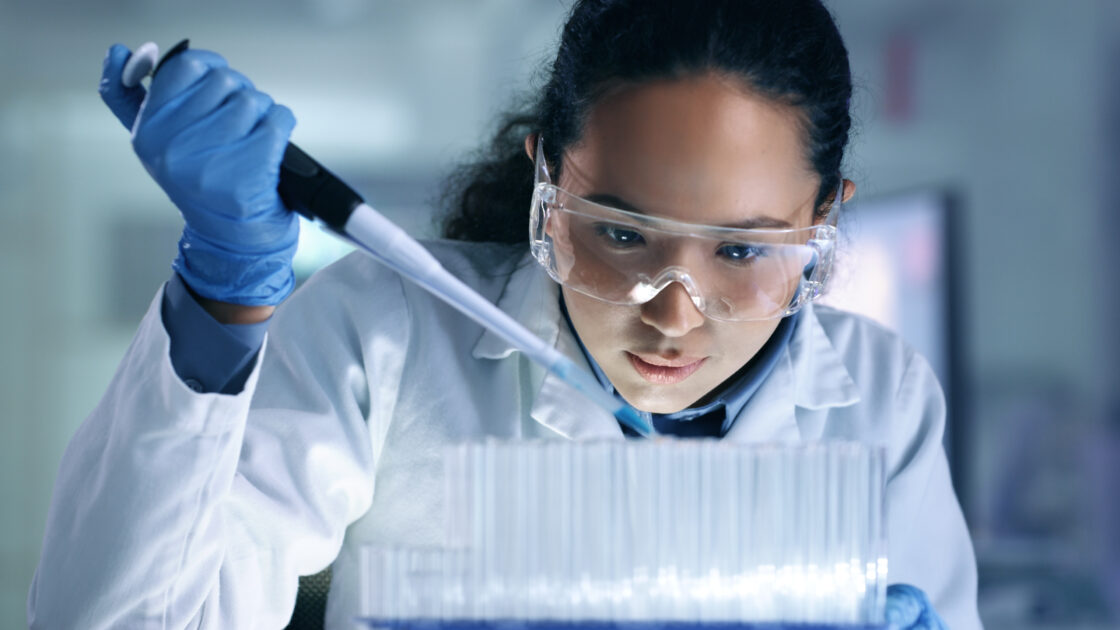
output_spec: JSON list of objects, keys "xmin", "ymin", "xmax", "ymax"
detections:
[
  {"xmin": 177, "ymin": 274, "xmax": 276, "ymax": 324},
  {"xmin": 195, "ymin": 296, "xmax": 275, "ymax": 325},
  {"xmin": 172, "ymin": 229, "xmax": 298, "ymax": 308}
]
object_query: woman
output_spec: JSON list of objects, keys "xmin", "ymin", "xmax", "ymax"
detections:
[{"xmin": 30, "ymin": 1, "xmax": 979, "ymax": 628}]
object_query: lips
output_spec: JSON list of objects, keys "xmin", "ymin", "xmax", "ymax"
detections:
[{"xmin": 626, "ymin": 352, "xmax": 707, "ymax": 384}]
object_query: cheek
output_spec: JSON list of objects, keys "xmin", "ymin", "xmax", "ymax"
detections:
[
  {"xmin": 563, "ymin": 288, "xmax": 633, "ymax": 348},
  {"xmin": 708, "ymin": 320, "xmax": 781, "ymax": 365}
]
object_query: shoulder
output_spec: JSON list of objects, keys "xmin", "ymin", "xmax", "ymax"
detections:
[
  {"xmin": 803, "ymin": 304, "xmax": 944, "ymax": 433},
  {"xmin": 810, "ymin": 304, "xmax": 911, "ymax": 358},
  {"xmin": 806, "ymin": 304, "xmax": 946, "ymax": 471},
  {"xmin": 808, "ymin": 303, "xmax": 922, "ymax": 394}
]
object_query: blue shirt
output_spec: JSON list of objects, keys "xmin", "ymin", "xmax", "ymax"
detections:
[
  {"xmin": 561, "ymin": 297, "xmax": 799, "ymax": 438},
  {"xmin": 161, "ymin": 273, "xmax": 269, "ymax": 395}
]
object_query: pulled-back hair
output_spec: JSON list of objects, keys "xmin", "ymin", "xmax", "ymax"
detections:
[{"xmin": 442, "ymin": 0, "xmax": 852, "ymax": 243}]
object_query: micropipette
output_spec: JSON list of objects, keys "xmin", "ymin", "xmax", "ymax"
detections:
[
  {"xmin": 126, "ymin": 40, "xmax": 653, "ymax": 438},
  {"xmin": 278, "ymin": 149, "xmax": 652, "ymax": 438}
]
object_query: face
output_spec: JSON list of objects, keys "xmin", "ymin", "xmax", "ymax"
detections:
[{"xmin": 554, "ymin": 73, "xmax": 825, "ymax": 414}]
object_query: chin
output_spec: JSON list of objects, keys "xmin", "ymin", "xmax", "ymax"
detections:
[{"xmin": 618, "ymin": 385, "xmax": 699, "ymax": 415}]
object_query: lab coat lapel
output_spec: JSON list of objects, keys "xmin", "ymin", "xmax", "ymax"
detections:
[
  {"xmin": 723, "ymin": 349, "xmax": 801, "ymax": 443},
  {"xmin": 471, "ymin": 254, "xmax": 622, "ymax": 441},
  {"xmin": 724, "ymin": 304, "xmax": 860, "ymax": 444},
  {"xmin": 532, "ymin": 327, "xmax": 624, "ymax": 440}
]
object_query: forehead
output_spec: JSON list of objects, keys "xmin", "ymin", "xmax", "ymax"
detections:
[{"xmin": 560, "ymin": 74, "xmax": 819, "ymax": 225}]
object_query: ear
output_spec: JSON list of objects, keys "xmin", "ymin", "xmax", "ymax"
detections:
[
  {"xmin": 813, "ymin": 178, "xmax": 856, "ymax": 225},
  {"xmin": 524, "ymin": 133, "xmax": 538, "ymax": 160}
]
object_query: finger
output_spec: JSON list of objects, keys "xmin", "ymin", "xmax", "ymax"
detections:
[
  {"xmin": 143, "ymin": 49, "xmax": 233, "ymax": 116},
  {"xmin": 252, "ymin": 102, "xmax": 297, "ymax": 147},
  {"xmin": 248, "ymin": 102, "xmax": 297, "ymax": 177},
  {"xmin": 237, "ymin": 102, "xmax": 296, "ymax": 172},
  {"xmin": 137, "ymin": 66, "xmax": 256, "ymax": 148},
  {"xmin": 173, "ymin": 101, "xmax": 295, "ymax": 233},
  {"xmin": 98, "ymin": 44, "xmax": 147, "ymax": 130},
  {"xmin": 168, "ymin": 88, "xmax": 275, "ymax": 158},
  {"xmin": 208, "ymin": 88, "xmax": 276, "ymax": 143},
  {"xmin": 235, "ymin": 103, "xmax": 297, "ymax": 218},
  {"xmin": 145, "ymin": 64, "xmax": 253, "ymax": 129}
]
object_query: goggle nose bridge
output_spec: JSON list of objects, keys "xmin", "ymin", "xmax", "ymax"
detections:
[{"xmin": 633, "ymin": 266, "xmax": 709, "ymax": 311}]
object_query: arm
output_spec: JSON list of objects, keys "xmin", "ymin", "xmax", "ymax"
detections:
[
  {"xmin": 29, "ymin": 43, "xmax": 387, "ymax": 628},
  {"xmin": 885, "ymin": 351, "xmax": 983, "ymax": 629},
  {"xmin": 28, "ymin": 270, "xmax": 389, "ymax": 628},
  {"xmin": 29, "ymin": 284, "xmax": 267, "ymax": 628}
]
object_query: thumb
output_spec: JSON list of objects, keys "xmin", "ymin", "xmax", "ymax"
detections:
[{"xmin": 98, "ymin": 44, "xmax": 147, "ymax": 130}]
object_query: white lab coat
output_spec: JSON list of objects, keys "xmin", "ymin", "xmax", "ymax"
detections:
[{"xmin": 29, "ymin": 239, "xmax": 982, "ymax": 629}]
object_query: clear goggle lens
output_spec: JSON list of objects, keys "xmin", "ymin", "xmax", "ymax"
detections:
[{"xmin": 528, "ymin": 140, "xmax": 839, "ymax": 322}]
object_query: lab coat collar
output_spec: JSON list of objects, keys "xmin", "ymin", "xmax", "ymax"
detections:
[
  {"xmin": 472, "ymin": 254, "xmax": 859, "ymax": 442},
  {"xmin": 789, "ymin": 303, "xmax": 862, "ymax": 411},
  {"xmin": 471, "ymin": 255, "xmax": 558, "ymax": 361},
  {"xmin": 722, "ymin": 303, "xmax": 861, "ymax": 444},
  {"xmin": 472, "ymin": 254, "xmax": 623, "ymax": 440}
]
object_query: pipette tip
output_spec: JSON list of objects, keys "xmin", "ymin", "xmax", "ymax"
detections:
[{"xmin": 615, "ymin": 405, "xmax": 653, "ymax": 437}]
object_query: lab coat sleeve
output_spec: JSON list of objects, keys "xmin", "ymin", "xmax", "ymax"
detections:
[
  {"xmin": 885, "ymin": 350, "xmax": 983, "ymax": 630},
  {"xmin": 28, "ymin": 263, "xmax": 402, "ymax": 629}
]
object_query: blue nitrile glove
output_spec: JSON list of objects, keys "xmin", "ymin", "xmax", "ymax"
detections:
[
  {"xmin": 885, "ymin": 583, "xmax": 948, "ymax": 629},
  {"xmin": 99, "ymin": 43, "xmax": 299, "ymax": 306}
]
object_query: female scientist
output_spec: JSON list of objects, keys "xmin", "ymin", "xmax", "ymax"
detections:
[{"xmin": 30, "ymin": 1, "xmax": 980, "ymax": 628}]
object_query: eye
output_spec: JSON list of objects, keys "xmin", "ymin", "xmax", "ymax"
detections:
[
  {"xmin": 717, "ymin": 242, "xmax": 764, "ymax": 263},
  {"xmin": 594, "ymin": 224, "xmax": 646, "ymax": 248}
]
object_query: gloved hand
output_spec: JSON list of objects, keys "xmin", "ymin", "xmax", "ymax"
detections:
[
  {"xmin": 885, "ymin": 583, "xmax": 948, "ymax": 629},
  {"xmin": 99, "ymin": 44, "xmax": 299, "ymax": 306}
]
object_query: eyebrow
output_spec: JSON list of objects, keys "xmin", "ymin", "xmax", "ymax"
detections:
[{"xmin": 584, "ymin": 193, "xmax": 794, "ymax": 230}]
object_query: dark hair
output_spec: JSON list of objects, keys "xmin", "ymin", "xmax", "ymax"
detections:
[{"xmin": 442, "ymin": 0, "xmax": 852, "ymax": 243}]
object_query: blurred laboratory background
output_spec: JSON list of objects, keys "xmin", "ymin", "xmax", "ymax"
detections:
[{"xmin": 1, "ymin": 0, "xmax": 1117, "ymax": 627}]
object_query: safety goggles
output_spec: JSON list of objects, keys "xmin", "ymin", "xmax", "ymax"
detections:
[{"xmin": 529, "ymin": 139, "xmax": 840, "ymax": 322}]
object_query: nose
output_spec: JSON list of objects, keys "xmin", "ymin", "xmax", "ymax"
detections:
[{"xmin": 639, "ymin": 282, "xmax": 706, "ymax": 337}]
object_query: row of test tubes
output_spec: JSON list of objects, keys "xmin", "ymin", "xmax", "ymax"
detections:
[{"xmin": 359, "ymin": 439, "xmax": 887, "ymax": 626}]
